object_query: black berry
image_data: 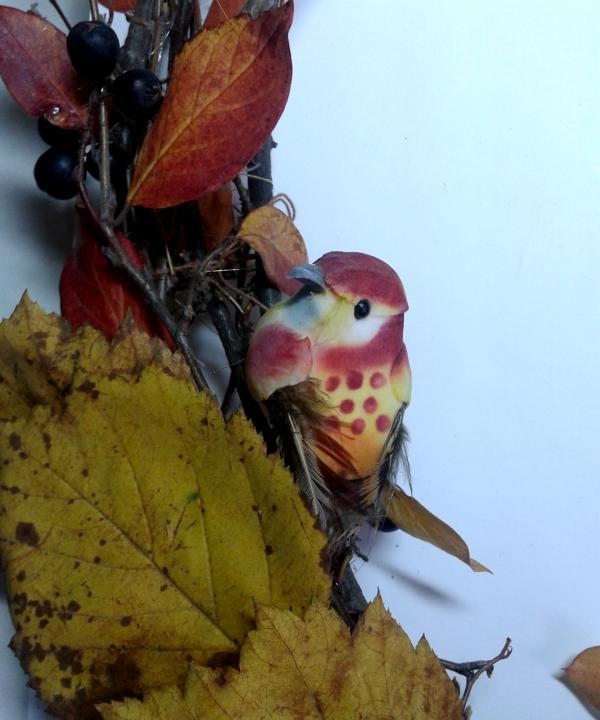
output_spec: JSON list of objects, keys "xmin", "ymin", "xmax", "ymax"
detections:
[
  {"xmin": 34, "ymin": 147, "xmax": 79, "ymax": 200},
  {"xmin": 112, "ymin": 69, "xmax": 163, "ymax": 121},
  {"xmin": 37, "ymin": 118, "xmax": 80, "ymax": 149},
  {"xmin": 67, "ymin": 21, "xmax": 120, "ymax": 82}
]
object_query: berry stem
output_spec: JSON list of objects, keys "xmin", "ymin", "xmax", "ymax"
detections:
[
  {"xmin": 48, "ymin": 0, "xmax": 72, "ymax": 30},
  {"xmin": 88, "ymin": 0, "xmax": 100, "ymax": 21}
]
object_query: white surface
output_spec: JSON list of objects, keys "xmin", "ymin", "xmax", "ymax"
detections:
[{"xmin": 1, "ymin": 1, "xmax": 600, "ymax": 718}]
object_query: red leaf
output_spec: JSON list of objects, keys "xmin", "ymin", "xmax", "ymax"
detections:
[
  {"xmin": 237, "ymin": 205, "xmax": 308, "ymax": 295},
  {"xmin": 0, "ymin": 7, "xmax": 89, "ymax": 128},
  {"xmin": 60, "ymin": 208, "xmax": 174, "ymax": 348},
  {"xmin": 98, "ymin": 0, "xmax": 137, "ymax": 11},
  {"xmin": 127, "ymin": 2, "xmax": 293, "ymax": 208},
  {"xmin": 204, "ymin": 0, "xmax": 246, "ymax": 29}
]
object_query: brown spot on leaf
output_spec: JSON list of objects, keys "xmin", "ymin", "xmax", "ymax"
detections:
[
  {"xmin": 15, "ymin": 570, "xmax": 26, "ymax": 582},
  {"xmin": 76, "ymin": 380, "xmax": 99, "ymax": 400},
  {"xmin": 60, "ymin": 677, "xmax": 72, "ymax": 688},
  {"xmin": 93, "ymin": 556, "xmax": 101, "ymax": 564},
  {"xmin": 265, "ymin": 544, "xmax": 274, "ymax": 555},
  {"xmin": 42, "ymin": 432, "xmax": 51, "ymax": 450},
  {"xmin": 9, "ymin": 432, "xmax": 22, "ymax": 449},
  {"xmin": 15, "ymin": 521, "xmax": 39, "ymax": 547},
  {"xmin": 55, "ymin": 645, "xmax": 83, "ymax": 674},
  {"xmin": 120, "ymin": 616, "xmax": 132, "ymax": 627}
]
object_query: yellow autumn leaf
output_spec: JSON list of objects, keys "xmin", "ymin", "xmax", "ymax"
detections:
[
  {"xmin": 0, "ymin": 294, "xmax": 189, "ymax": 421},
  {"xmin": 99, "ymin": 595, "xmax": 463, "ymax": 720},
  {"xmin": 0, "ymin": 302, "xmax": 329, "ymax": 718}
]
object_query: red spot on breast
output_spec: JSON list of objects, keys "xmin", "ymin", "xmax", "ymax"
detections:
[
  {"xmin": 340, "ymin": 399, "xmax": 354, "ymax": 414},
  {"xmin": 370, "ymin": 372, "xmax": 387, "ymax": 389},
  {"xmin": 325, "ymin": 376, "xmax": 340, "ymax": 392},
  {"xmin": 376, "ymin": 414, "xmax": 391, "ymax": 433},
  {"xmin": 346, "ymin": 371, "xmax": 363, "ymax": 390},
  {"xmin": 351, "ymin": 418, "xmax": 365, "ymax": 435},
  {"xmin": 363, "ymin": 396, "xmax": 377, "ymax": 413}
]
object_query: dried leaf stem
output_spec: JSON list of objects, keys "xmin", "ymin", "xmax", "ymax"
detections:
[{"xmin": 440, "ymin": 637, "xmax": 512, "ymax": 714}]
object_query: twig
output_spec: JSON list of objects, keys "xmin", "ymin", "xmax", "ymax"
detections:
[
  {"xmin": 121, "ymin": 0, "xmax": 156, "ymax": 70},
  {"xmin": 48, "ymin": 0, "xmax": 71, "ymax": 30},
  {"xmin": 89, "ymin": 0, "xmax": 99, "ymax": 21},
  {"xmin": 97, "ymin": 92, "xmax": 115, "ymax": 225},
  {"xmin": 440, "ymin": 637, "xmax": 512, "ymax": 712},
  {"xmin": 247, "ymin": 135, "xmax": 276, "ymax": 208},
  {"xmin": 233, "ymin": 175, "xmax": 251, "ymax": 215}
]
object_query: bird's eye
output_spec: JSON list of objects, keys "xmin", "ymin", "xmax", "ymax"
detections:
[{"xmin": 354, "ymin": 299, "xmax": 370, "ymax": 319}]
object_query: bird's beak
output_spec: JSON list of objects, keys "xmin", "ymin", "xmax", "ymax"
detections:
[{"xmin": 287, "ymin": 263, "xmax": 325, "ymax": 293}]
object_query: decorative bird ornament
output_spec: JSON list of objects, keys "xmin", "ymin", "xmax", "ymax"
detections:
[{"xmin": 246, "ymin": 251, "xmax": 411, "ymax": 569}]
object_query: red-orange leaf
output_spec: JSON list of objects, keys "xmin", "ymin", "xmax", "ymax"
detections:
[
  {"xmin": 99, "ymin": 0, "xmax": 137, "ymax": 11},
  {"xmin": 204, "ymin": 0, "xmax": 246, "ymax": 29},
  {"xmin": 0, "ymin": 7, "xmax": 89, "ymax": 128},
  {"xmin": 197, "ymin": 185, "xmax": 234, "ymax": 252},
  {"xmin": 127, "ymin": 2, "xmax": 293, "ymax": 209},
  {"xmin": 237, "ymin": 205, "xmax": 308, "ymax": 295},
  {"xmin": 60, "ymin": 208, "xmax": 173, "ymax": 347}
]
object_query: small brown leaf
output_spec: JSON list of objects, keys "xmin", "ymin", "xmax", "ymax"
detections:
[
  {"xmin": 0, "ymin": 7, "xmax": 89, "ymax": 128},
  {"xmin": 197, "ymin": 185, "xmax": 234, "ymax": 252},
  {"xmin": 127, "ymin": 3, "xmax": 293, "ymax": 208},
  {"xmin": 237, "ymin": 204, "xmax": 308, "ymax": 295},
  {"xmin": 386, "ymin": 487, "xmax": 489, "ymax": 572},
  {"xmin": 564, "ymin": 647, "xmax": 600, "ymax": 711},
  {"xmin": 204, "ymin": 0, "xmax": 247, "ymax": 29}
]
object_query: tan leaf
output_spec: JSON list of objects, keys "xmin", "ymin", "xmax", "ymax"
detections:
[
  {"xmin": 99, "ymin": 595, "xmax": 462, "ymax": 720},
  {"xmin": 563, "ymin": 646, "xmax": 600, "ymax": 711},
  {"xmin": 127, "ymin": 3, "xmax": 293, "ymax": 208},
  {"xmin": 0, "ymin": 304, "xmax": 328, "ymax": 718},
  {"xmin": 386, "ymin": 487, "xmax": 489, "ymax": 572},
  {"xmin": 237, "ymin": 205, "xmax": 309, "ymax": 295}
]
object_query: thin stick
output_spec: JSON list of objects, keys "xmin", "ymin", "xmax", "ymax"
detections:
[
  {"xmin": 89, "ymin": 0, "xmax": 99, "ymax": 21},
  {"xmin": 233, "ymin": 176, "xmax": 251, "ymax": 215},
  {"xmin": 48, "ymin": 0, "xmax": 71, "ymax": 30}
]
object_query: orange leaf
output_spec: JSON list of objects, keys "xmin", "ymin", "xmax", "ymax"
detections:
[
  {"xmin": 0, "ymin": 7, "xmax": 89, "ymax": 128},
  {"xmin": 197, "ymin": 186, "xmax": 234, "ymax": 252},
  {"xmin": 386, "ymin": 487, "xmax": 489, "ymax": 572},
  {"xmin": 204, "ymin": 0, "xmax": 246, "ymax": 29},
  {"xmin": 127, "ymin": 2, "xmax": 293, "ymax": 208},
  {"xmin": 563, "ymin": 647, "xmax": 600, "ymax": 710},
  {"xmin": 237, "ymin": 205, "xmax": 308, "ymax": 295}
]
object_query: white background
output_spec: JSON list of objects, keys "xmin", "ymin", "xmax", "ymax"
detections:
[{"xmin": 1, "ymin": 1, "xmax": 600, "ymax": 718}]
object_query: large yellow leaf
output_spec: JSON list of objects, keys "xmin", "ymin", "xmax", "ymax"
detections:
[
  {"xmin": 0, "ymin": 303, "xmax": 328, "ymax": 718},
  {"xmin": 99, "ymin": 595, "xmax": 463, "ymax": 720}
]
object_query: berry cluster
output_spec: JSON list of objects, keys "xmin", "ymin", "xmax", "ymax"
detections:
[{"xmin": 34, "ymin": 19, "xmax": 163, "ymax": 200}]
